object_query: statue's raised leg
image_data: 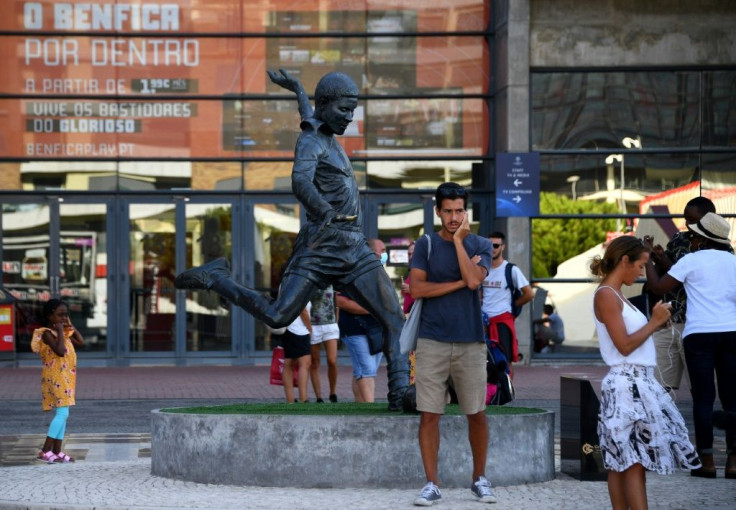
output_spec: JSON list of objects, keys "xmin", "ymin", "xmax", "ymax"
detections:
[
  {"xmin": 175, "ymin": 258, "xmax": 314, "ymax": 329},
  {"xmin": 344, "ymin": 269, "xmax": 410, "ymax": 411}
]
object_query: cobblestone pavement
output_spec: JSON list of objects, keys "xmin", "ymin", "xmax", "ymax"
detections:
[
  {"xmin": 1, "ymin": 460, "xmax": 733, "ymax": 510},
  {"xmin": 1, "ymin": 364, "xmax": 733, "ymax": 509}
]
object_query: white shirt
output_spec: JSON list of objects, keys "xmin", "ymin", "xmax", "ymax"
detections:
[
  {"xmin": 668, "ymin": 249, "xmax": 736, "ymax": 337},
  {"xmin": 481, "ymin": 260, "xmax": 529, "ymax": 318},
  {"xmin": 287, "ymin": 302, "xmax": 311, "ymax": 336},
  {"xmin": 593, "ymin": 286, "xmax": 656, "ymax": 367}
]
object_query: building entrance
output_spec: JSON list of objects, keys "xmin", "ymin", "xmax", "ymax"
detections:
[{"xmin": 2, "ymin": 192, "xmax": 437, "ymax": 365}]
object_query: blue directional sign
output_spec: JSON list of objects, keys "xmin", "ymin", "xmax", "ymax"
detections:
[{"xmin": 495, "ymin": 152, "xmax": 540, "ymax": 217}]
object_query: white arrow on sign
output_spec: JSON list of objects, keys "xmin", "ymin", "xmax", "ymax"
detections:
[
  {"xmin": 513, "ymin": 179, "xmax": 522, "ymax": 187},
  {"xmin": 513, "ymin": 196, "xmax": 522, "ymax": 203}
]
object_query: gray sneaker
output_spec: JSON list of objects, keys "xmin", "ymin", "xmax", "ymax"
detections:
[
  {"xmin": 470, "ymin": 476, "xmax": 497, "ymax": 503},
  {"xmin": 413, "ymin": 481, "xmax": 442, "ymax": 506}
]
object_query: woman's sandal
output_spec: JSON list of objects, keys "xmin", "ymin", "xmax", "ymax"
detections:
[
  {"xmin": 54, "ymin": 451, "xmax": 74, "ymax": 463},
  {"xmin": 691, "ymin": 466, "xmax": 717, "ymax": 478},
  {"xmin": 36, "ymin": 450, "xmax": 59, "ymax": 464}
]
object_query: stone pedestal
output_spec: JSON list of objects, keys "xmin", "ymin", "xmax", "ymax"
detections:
[{"xmin": 151, "ymin": 409, "xmax": 554, "ymax": 488}]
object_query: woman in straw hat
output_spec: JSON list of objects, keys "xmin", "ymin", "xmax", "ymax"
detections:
[
  {"xmin": 646, "ymin": 212, "xmax": 736, "ymax": 480},
  {"xmin": 591, "ymin": 236, "xmax": 700, "ymax": 510}
]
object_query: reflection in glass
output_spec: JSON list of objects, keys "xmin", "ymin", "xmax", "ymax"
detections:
[
  {"xmin": 375, "ymin": 201, "xmax": 425, "ymax": 310},
  {"xmin": 18, "ymin": 161, "xmax": 119, "ymax": 191},
  {"xmin": 531, "ymin": 216, "xmax": 620, "ymax": 351},
  {"xmin": 222, "ymin": 99, "xmax": 303, "ymax": 152},
  {"xmin": 7, "ymin": 64, "xmax": 488, "ymax": 162},
  {"xmin": 14, "ymin": 161, "xmax": 226, "ymax": 192},
  {"xmin": 702, "ymin": 153, "xmax": 736, "ymax": 191},
  {"xmin": 244, "ymin": 161, "xmax": 368, "ymax": 191},
  {"xmin": 1, "ymin": 202, "xmax": 51, "ymax": 353},
  {"xmin": 257, "ymin": 2, "xmax": 488, "ymax": 34},
  {"xmin": 129, "ymin": 204, "xmax": 177, "ymax": 352},
  {"xmin": 225, "ymin": 96, "xmax": 485, "ymax": 159},
  {"xmin": 60, "ymin": 203, "xmax": 108, "ymax": 353},
  {"xmin": 366, "ymin": 160, "xmax": 477, "ymax": 190},
  {"xmin": 118, "ymin": 162, "xmax": 192, "ymax": 190},
  {"xmin": 532, "ymin": 72, "xmax": 700, "ymax": 150},
  {"xmin": 184, "ymin": 203, "xmax": 233, "ymax": 352},
  {"xmin": 261, "ymin": 20, "xmax": 487, "ymax": 94},
  {"xmin": 191, "ymin": 162, "xmax": 242, "ymax": 191},
  {"xmin": 252, "ymin": 201, "xmax": 301, "ymax": 352},
  {"xmin": 366, "ymin": 95, "xmax": 467, "ymax": 149},
  {"xmin": 360, "ymin": 98, "xmax": 485, "ymax": 156},
  {"xmin": 702, "ymin": 71, "xmax": 736, "ymax": 148},
  {"xmin": 243, "ymin": 162, "xmax": 293, "ymax": 191},
  {"xmin": 1, "ymin": 201, "xmax": 108, "ymax": 354},
  {"xmin": 539, "ymin": 154, "xmax": 699, "ymax": 213}
]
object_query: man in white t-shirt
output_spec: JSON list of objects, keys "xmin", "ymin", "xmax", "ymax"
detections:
[{"xmin": 480, "ymin": 232, "xmax": 534, "ymax": 364}]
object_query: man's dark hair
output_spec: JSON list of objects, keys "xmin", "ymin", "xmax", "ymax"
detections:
[
  {"xmin": 489, "ymin": 231, "xmax": 506, "ymax": 242},
  {"xmin": 543, "ymin": 304, "xmax": 555, "ymax": 315},
  {"xmin": 314, "ymin": 72, "xmax": 359, "ymax": 107},
  {"xmin": 686, "ymin": 196, "xmax": 716, "ymax": 216},
  {"xmin": 435, "ymin": 182, "xmax": 468, "ymax": 209}
]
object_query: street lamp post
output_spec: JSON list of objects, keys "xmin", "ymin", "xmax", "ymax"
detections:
[
  {"xmin": 605, "ymin": 154, "xmax": 624, "ymax": 230},
  {"xmin": 604, "ymin": 136, "xmax": 641, "ymax": 232},
  {"xmin": 566, "ymin": 175, "xmax": 580, "ymax": 201}
]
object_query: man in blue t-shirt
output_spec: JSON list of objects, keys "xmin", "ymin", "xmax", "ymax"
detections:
[{"xmin": 409, "ymin": 182, "xmax": 496, "ymax": 506}]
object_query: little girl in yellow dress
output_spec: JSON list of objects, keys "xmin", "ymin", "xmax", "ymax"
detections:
[{"xmin": 31, "ymin": 299, "xmax": 84, "ymax": 463}]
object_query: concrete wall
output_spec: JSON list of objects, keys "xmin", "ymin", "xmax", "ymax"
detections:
[
  {"xmin": 151, "ymin": 409, "xmax": 555, "ymax": 488},
  {"xmin": 493, "ymin": 1, "xmax": 534, "ymax": 361},
  {"xmin": 530, "ymin": 0, "xmax": 736, "ymax": 67}
]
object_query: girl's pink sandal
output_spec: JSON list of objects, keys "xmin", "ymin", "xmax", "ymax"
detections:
[
  {"xmin": 37, "ymin": 450, "xmax": 58, "ymax": 463},
  {"xmin": 54, "ymin": 451, "xmax": 74, "ymax": 463}
]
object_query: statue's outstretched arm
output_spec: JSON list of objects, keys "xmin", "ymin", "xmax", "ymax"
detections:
[{"xmin": 267, "ymin": 68, "xmax": 313, "ymax": 121}]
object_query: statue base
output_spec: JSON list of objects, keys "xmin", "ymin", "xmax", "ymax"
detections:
[{"xmin": 151, "ymin": 408, "xmax": 554, "ymax": 488}]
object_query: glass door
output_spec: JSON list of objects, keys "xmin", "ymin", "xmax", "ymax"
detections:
[
  {"xmin": 58, "ymin": 200, "xmax": 111, "ymax": 355},
  {"xmin": 362, "ymin": 194, "xmax": 433, "ymax": 299},
  {"xmin": 182, "ymin": 200, "xmax": 234, "ymax": 354},
  {"xmin": 127, "ymin": 201, "xmax": 178, "ymax": 354},
  {"xmin": 124, "ymin": 197, "xmax": 237, "ymax": 358},
  {"xmin": 1, "ymin": 196, "xmax": 112, "ymax": 357},
  {"xmin": 243, "ymin": 197, "xmax": 302, "ymax": 355}
]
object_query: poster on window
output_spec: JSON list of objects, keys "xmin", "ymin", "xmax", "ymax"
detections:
[{"xmin": 0, "ymin": 1, "xmax": 486, "ymax": 159}]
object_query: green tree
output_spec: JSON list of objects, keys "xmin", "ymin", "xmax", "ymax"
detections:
[{"xmin": 532, "ymin": 192, "xmax": 618, "ymax": 278}]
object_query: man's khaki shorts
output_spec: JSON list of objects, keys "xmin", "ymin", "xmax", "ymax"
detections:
[{"xmin": 415, "ymin": 337, "xmax": 487, "ymax": 415}]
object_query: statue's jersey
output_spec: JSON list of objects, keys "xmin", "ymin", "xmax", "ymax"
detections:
[
  {"xmin": 285, "ymin": 118, "xmax": 380, "ymax": 288},
  {"xmin": 292, "ymin": 118, "xmax": 361, "ymax": 227}
]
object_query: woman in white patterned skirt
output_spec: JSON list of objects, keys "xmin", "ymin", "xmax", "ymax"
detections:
[{"xmin": 590, "ymin": 235, "xmax": 701, "ymax": 510}]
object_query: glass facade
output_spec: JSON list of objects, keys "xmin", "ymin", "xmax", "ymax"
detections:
[
  {"xmin": 531, "ymin": 70, "xmax": 736, "ymax": 352},
  {"xmin": 532, "ymin": 71, "xmax": 736, "ymax": 202},
  {"xmin": 0, "ymin": 0, "xmax": 492, "ymax": 363},
  {"xmin": 6, "ymin": 3, "xmax": 730, "ymax": 363}
]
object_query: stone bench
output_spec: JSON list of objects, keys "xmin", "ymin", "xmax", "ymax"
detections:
[{"xmin": 151, "ymin": 408, "xmax": 555, "ymax": 488}]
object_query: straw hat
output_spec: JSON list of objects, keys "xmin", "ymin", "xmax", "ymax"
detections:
[{"xmin": 687, "ymin": 212, "xmax": 731, "ymax": 245}]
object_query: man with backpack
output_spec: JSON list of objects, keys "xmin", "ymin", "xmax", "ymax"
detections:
[
  {"xmin": 480, "ymin": 232, "xmax": 534, "ymax": 368},
  {"xmin": 409, "ymin": 182, "xmax": 495, "ymax": 506}
]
